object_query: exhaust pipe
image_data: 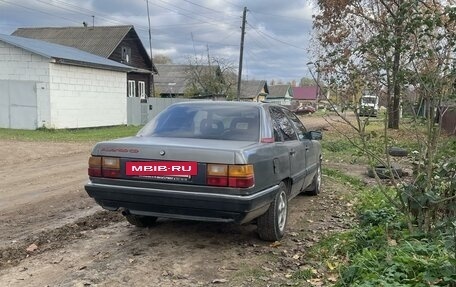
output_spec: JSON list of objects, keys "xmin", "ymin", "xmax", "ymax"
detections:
[{"xmin": 119, "ymin": 207, "xmax": 130, "ymax": 216}]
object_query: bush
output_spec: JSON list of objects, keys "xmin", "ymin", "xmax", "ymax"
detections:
[{"xmin": 313, "ymin": 181, "xmax": 456, "ymax": 287}]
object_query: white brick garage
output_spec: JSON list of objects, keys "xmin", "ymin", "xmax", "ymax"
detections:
[
  {"xmin": 49, "ymin": 65, "xmax": 126, "ymax": 128},
  {"xmin": 0, "ymin": 34, "xmax": 130, "ymax": 129}
]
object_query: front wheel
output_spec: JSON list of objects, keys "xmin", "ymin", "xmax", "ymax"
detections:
[
  {"xmin": 306, "ymin": 160, "xmax": 321, "ymax": 196},
  {"xmin": 257, "ymin": 182, "xmax": 288, "ymax": 241}
]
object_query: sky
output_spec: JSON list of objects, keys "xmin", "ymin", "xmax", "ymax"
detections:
[{"xmin": 0, "ymin": 0, "xmax": 317, "ymax": 83}]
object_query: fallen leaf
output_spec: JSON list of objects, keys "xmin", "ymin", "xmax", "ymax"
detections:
[
  {"xmin": 285, "ymin": 274, "xmax": 292, "ymax": 278},
  {"xmin": 308, "ymin": 278, "xmax": 324, "ymax": 286},
  {"xmin": 328, "ymin": 275, "xmax": 338, "ymax": 282},
  {"xmin": 326, "ymin": 261, "xmax": 337, "ymax": 270},
  {"xmin": 212, "ymin": 278, "xmax": 228, "ymax": 283},
  {"xmin": 292, "ymin": 254, "xmax": 300, "ymax": 260},
  {"xmin": 388, "ymin": 239, "xmax": 397, "ymax": 246},
  {"xmin": 26, "ymin": 244, "xmax": 38, "ymax": 253},
  {"xmin": 128, "ymin": 258, "xmax": 135, "ymax": 264},
  {"xmin": 270, "ymin": 241, "xmax": 282, "ymax": 248},
  {"xmin": 289, "ymin": 232, "xmax": 299, "ymax": 237}
]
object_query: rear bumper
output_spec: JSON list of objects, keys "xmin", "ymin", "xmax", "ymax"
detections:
[{"xmin": 84, "ymin": 180, "xmax": 278, "ymax": 224}]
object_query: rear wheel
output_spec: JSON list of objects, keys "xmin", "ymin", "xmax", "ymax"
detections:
[
  {"xmin": 257, "ymin": 182, "xmax": 288, "ymax": 241},
  {"xmin": 125, "ymin": 214, "xmax": 157, "ymax": 227}
]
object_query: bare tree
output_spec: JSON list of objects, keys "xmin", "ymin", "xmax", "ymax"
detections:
[
  {"xmin": 153, "ymin": 54, "xmax": 173, "ymax": 64},
  {"xmin": 184, "ymin": 55, "xmax": 237, "ymax": 99}
]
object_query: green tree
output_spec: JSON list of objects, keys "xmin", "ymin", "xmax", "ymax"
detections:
[{"xmin": 313, "ymin": 0, "xmax": 456, "ymax": 233}]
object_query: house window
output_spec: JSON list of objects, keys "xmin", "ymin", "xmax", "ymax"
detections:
[
  {"xmin": 128, "ymin": 80, "xmax": 136, "ymax": 97},
  {"xmin": 121, "ymin": 46, "xmax": 131, "ymax": 63},
  {"xmin": 138, "ymin": 81, "xmax": 146, "ymax": 99}
]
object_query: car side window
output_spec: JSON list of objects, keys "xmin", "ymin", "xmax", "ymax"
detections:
[
  {"xmin": 272, "ymin": 120, "xmax": 283, "ymax": 142},
  {"xmin": 269, "ymin": 107, "xmax": 297, "ymax": 141},
  {"xmin": 282, "ymin": 109, "xmax": 307, "ymax": 140}
]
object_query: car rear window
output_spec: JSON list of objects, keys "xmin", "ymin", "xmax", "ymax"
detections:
[{"xmin": 137, "ymin": 104, "xmax": 260, "ymax": 141}]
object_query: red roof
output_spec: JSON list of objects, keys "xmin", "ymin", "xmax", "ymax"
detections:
[{"xmin": 292, "ymin": 86, "xmax": 319, "ymax": 100}]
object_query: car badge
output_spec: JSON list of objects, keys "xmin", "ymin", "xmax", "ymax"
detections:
[{"xmin": 159, "ymin": 150, "xmax": 166, "ymax": 156}]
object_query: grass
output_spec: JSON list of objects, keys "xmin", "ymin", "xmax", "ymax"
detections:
[
  {"xmin": 0, "ymin": 125, "xmax": 143, "ymax": 142},
  {"xmin": 305, "ymin": 116, "xmax": 456, "ymax": 286},
  {"xmin": 323, "ymin": 167, "xmax": 366, "ymax": 191}
]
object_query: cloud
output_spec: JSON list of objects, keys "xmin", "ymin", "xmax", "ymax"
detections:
[{"xmin": 0, "ymin": 0, "xmax": 315, "ymax": 83}]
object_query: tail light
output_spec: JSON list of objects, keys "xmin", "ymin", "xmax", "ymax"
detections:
[
  {"xmin": 88, "ymin": 156, "xmax": 102, "ymax": 177},
  {"xmin": 88, "ymin": 156, "xmax": 120, "ymax": 178},
  {"xmin": 207, "ymin": 164, "xmax": 254, "ymax": 188}
]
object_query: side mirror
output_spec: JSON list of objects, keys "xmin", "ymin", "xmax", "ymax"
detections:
[{"xmin": 306, "ymin": 131, "xmax": 322, "ymax": 140}]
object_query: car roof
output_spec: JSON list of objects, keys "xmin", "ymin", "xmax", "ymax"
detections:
[{"xmin": 170, "ymin": 101, "xmax": 279, "ymax": 109}]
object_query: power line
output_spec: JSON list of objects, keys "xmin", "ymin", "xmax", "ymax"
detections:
[
  {"xmin": 181, "ymin": 0, "xmax": 226, "ymax": 14},
  {"xmin": 154, "ymin": 0, "xmax": 223, "ymax": 23},
  {"xmin": 0, "ymin": 0, "xmax": 82, "ymax": 25},
  {"xmin": 246, "ymin": 22, "xmax": 307, "ymax": 51},
  {"xmin": 220, "ymin": 0, "xmax": 244, "ymax": 9},
  {"xmin": 249, "ymin": 9, "xmax": 311, "ymax": 22},
  {"xmin": 6, "ymin": 0, "xmax": 238, "ymax": 34}
]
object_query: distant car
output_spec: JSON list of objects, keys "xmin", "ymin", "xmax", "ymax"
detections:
[
  {"xmin": 85, "ymin": 101, "xmax": 322, "ymax": 241},
  {"xmin": 294, "ymin": 105, "xmax": 316, "ymax": 114}
]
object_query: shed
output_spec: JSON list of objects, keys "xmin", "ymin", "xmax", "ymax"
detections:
[
  {"xmin": 12, "ymin": 25, "xmax": 155, "ymax": 100},
  {"xmin": 0, "ymin": 34, "xmax": 131, "ymax": 129}
]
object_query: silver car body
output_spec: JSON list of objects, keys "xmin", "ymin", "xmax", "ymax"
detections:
[{"xmin": 85, "ymin": 101, "xmax": 321, "ymax": 227}]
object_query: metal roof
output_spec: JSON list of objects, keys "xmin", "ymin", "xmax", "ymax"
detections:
[
  {"xmin": 239, "ymin": 80, "xmax": 268, "ymax": 99},
  {"xmin": 0, "ymin": 34, "xmax": 131, "ymax": 71},
  {"xmin": 155, "ymin": 64, "xmax": 190, "ymax": 94},
  {"xmin": 292, "ymin": 86, "xmax": 319, "ymax": 100},
  {"xmin": 268, "ymin": 84, "xmax": 293, "ymax": 98},
  {"xmin": 12, "ymin": 26, "xmax": 132, "ymax": 58}
]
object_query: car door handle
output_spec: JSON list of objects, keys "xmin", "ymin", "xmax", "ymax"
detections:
[{"xmin": 289, "ymin": 150, "xmax": 296, "ymax": 156}]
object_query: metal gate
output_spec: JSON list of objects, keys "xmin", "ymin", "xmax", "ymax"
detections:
[
  {"xmin": 127, "ymin": 97, "xmax": 203, "ymax": 125},
  {"xmin": 0, "ymin": 80, "xmax": 38, "ymax": 130},
  {"xmin": 127, "ymin": 97, "xmax": 149, "ymax": 126}
]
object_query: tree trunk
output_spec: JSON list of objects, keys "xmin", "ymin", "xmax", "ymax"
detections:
[{"xmin": 388, "ymin": 20, "xmax": 403, "ymax": 129}]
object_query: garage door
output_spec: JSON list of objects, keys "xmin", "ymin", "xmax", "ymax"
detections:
[{"xmin": 0, "ymin": 80, "xmax": 38, "ymax": 130}]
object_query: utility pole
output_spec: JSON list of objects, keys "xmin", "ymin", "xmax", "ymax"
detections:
[
  {"xmin": 191, "ymin": 32, "xmax": 196, "ymax": 56},
  {"xmin": 206, "ymin": 44, "xmax": 211, "ymax": 67},
  {"xmin": 146, "ymin": 0, "xmax": 156, "ymax": 97},
  {"xmin": 236, "ymin": 6, "xmax": 247, "ymax": 101}
]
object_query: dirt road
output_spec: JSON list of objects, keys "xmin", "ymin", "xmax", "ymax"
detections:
[{"xmin": 0, "ymin": 115, "xmax": 357, "ymax": 286}]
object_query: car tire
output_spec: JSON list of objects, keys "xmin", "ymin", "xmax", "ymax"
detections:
[
  {"xmin": 388, "ymin": 147, "xmax": 408, "ymax": 157},
  {"xmin": 367, "ymin": 165, "xmax": 403, "ymax": 179},
  {"xmin": 125, "ymin": 214, "xmax": 157, "ymax": 227},
  {"xmin": 305, "ymin": 160, "xmax": 321, "ymax": 196},
  {"xmin": 257, "ymin": 182, "xmax": 288, "ymax": 241}
]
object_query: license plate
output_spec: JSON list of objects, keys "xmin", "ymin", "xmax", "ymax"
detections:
[{"xmin": 126, "ymin": 161, "xmax": 197, "ymax": 176}]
